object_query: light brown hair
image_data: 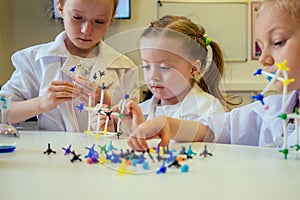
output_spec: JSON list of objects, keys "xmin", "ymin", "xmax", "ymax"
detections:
[
  {"xmin": 259, "ymin": 0, "xmax": 300, "ymax": 21},
  {"xmin": 141, "ymin": 15, "xmax": 240, "ymax": 110},
  {"xmin": 50, "ymin": 0, "xmax": 119, "ymax": 20}
]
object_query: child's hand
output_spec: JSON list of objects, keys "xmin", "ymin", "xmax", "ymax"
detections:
[
  {"xmin": 39, "ymin": 80, "xmax": 80, "ymax": 112},
  {"xmin": 123, "ymin": 100, "xmax": 145, "ymax": 129},
  {"xmin": 127, "ymin": 116, "xmax": 171, "ymax": 151},
  {"xmin": 111, "ymin": 99, "xmax": 145, "ymax": 133},
  {"xmin": 91, "ymin": 104, "xmax": 116, "ymax": 132},
  {"xmin": 74, "ymin": 76, "xmax": 112, "ymax": 106}
]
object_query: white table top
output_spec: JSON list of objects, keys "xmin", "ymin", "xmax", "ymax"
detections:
[{"xmin": 0, "ymin": 131, "xmax": 299, "ymax": 200}]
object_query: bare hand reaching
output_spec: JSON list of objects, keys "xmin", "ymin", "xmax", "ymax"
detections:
[
  {"xmin": 39, "ymin": 80, "xmax": 80, "ymax": 113},
  {"xmin": 110, "ymin": 99, "xmax": 145, "ymax": 134},
  {"xmin": 91, "ymin": 104, "xmax": 116, "ymax": 132},
  {"xmin": 127, "ymin": 116, "xmax": 171, "ymax": 151}
]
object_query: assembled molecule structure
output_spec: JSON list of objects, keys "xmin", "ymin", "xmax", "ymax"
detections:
[
  {"xmin": 253, "ymin": 60, "xmax": 300, "ymax": 159},
  {"xmin": 70, "ymin": 62, "xmax": 128, "ymax": 139},
  {"xmin": 75, "ymin": 84, "xmax": 129, "ymax": 139}
]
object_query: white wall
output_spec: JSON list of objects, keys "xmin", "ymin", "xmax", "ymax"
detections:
[{"xmin": 0, "ymin": 0, "xmax": 271, "ymax": 96}]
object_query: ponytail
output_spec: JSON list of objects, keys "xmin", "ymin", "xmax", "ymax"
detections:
[{"xmin": 198, "ymin": 40, "xmax": 241, "ymax": 111}]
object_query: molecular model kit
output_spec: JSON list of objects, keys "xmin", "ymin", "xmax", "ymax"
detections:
[
  {"xmin": 75, "ymin": 89, "xmax": 128, "ymax": 139},
  {"xmin": 69, "ymin": 61, "xmax": 128, "ymax": 139},
  {"xmin": 252, "ymin": 60, "xmax": 300, "ymax": 159},
  {"xmin": 62, "ymin": 63, "xmax": 213, "ymax": 174},
  {"xmin": 44, "ymin": 140, "xmax": 212, "ymax": 175}
]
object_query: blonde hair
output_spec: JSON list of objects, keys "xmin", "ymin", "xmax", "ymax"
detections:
[
  {"xmin": 141, "ymin": 15, "xmax": 240, "ymax": 110},
  {"xmin": 259, "ymin": 0, "xmax": 300, "ymax": 21},
  {"xmin": 50, "ymin": 0, "xmax": 119, "ymax": 20}
]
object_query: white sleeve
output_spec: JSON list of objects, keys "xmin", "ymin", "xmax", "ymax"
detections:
[
  {"xmin": 1, "ymin": 50, "xmax": 39, "ymax": 101},
  {"xmin": 200, "ymin": 105, "xmax": 263, "ymax": 146},
  {"xmin": 199, "ymin": 111, "xmax": 231, "ymax": 144}
]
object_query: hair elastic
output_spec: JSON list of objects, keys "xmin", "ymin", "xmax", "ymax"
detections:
[{"xmin": 203, "ymin": 34, "xmax": 212, "ymax": 46}]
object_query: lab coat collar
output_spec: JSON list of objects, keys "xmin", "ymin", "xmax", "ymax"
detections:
[
  {"xmin": 36, "ymin": 31, "xmax": 70, "ymax": 60},
  {"xmin": 35, "ymin": 31, "xmax": 132, "ymax": 69}
]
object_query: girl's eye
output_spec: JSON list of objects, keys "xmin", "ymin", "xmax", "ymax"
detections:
[
  {"xmin": 141, "ymin": 65, "xmax": 150, "ymax": 70},
  {"xmin": 140, "ymin": 64, "xmax": 171, "ymax": 71},
  {"xmin": 73, "ymin": 16, "xmax": 83, "ymax": 20},
  {"xmin": 95, "ymin": 20, "xmax": 105, "ymax": 24},
  {"xmin": 274, "ymin": 40, "xmax": 285, "ymax": 47},
  {"xmin": 160, "ymin": 65, "xmax": 171, "ymax": 70}
]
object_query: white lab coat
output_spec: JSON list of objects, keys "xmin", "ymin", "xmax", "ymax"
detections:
[
  {"xmin": 139, "ymin": 84, "xmax": 225, "ymax": 121},
  {"xmin": 204, "ymin": 90, "xmax": 300, "ymax": 147},
  {"xmin": 1, "ymin": 31, "xmax": 139, "ymax": 132}
]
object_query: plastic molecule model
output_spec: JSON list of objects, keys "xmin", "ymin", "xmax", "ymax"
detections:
[
  {"xmin": 70, "ymin": 151, "xmax": 82, "ymax": 163},
  {"xmin": 199, "ymin": 145, "xmax": 213, "ymax": 158},
  {"xmin": 253, "ymin": 60, "xmax": 299, "ymax": 159},
  {"xmin": 75, "ymin": 88, "xmax": 129, "ymax": 139},
  {"xmin": 62, "ymin": 145, "xmax": 72, "ymax": 155},
  {"xmin": 43, "ymin": 143, "xmax": 56, "ymax": 155}
]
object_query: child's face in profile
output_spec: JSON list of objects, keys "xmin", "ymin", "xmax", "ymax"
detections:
[
  {"xmin": 140, "ymin": 37, "xmax": 197, "ymax": 105},
  {"xmin": 59, "ymin": 0, "xmax": 114, "ymax": 57},
  {"xmin": 255, "ymin": 7, "xmax": 300, "ymax": 92}
]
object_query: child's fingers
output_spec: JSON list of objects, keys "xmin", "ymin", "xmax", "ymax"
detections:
[
  {"xmin": 74, "ymin": 76, "xmax": 99, "ymax": 105},
  {"xmin": 50, "ymin": 81, "xmax": 81, "ymax": 95},
  {"xmin": 127, "ymin": 135, "xmax": 148, "ymax": 151},
  {"xmin": 118, "ymin": 99, "xmax": 127, "ymax": 113},
  {"xmin": 154, "ymin": 117, "xmax": 171, "ymax": 146},
  {"xmin": 53, "ymin": 92, "xmax": 75, "ymax": 99},
  {"xmin": 78, "ymin": 95, "xmax": 88, "ymax": 105},
  {"xmin": 158, "ymin": 125, "xmax": 171, "ymax": 147},
  {"xmin": 100, "ymin": 114, "xmax": 107, "ymax": 120},
  {"xmin": 99, "ymin": 117, "xmax": 106, "ymax": 125},
  {"xmin": 125, "ymin": 99, "xmax": 137, "ymax": 113},
  {"xmin": 110, "ymin": 104, "xmax": 120, "ymax": 113},
  {"xmin": 74, "ymin": 76, "xmax": 96, "ymax": 91},
  {"xmin": 51, "ymin": 80, "xmax": 75, "ymax": 86},
  {"xmin": 129, "ymin": 126, "xmax": 149, "ymax": 151},
  {"xmin": 91, "ymin": 112, "xmax": 99, "ymax": 126},
  {"xmin": 136, "ymin": 137, "xmax": 149, "ymax": 151}
]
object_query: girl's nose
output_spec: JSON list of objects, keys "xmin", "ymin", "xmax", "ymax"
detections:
[
  {"xmin": 149, "ymin": 66, "xmax": 162, "ymax": 81},
  {"xmin": 81, "ymin": 21, "xmax": 93, "ymax": 35},
  {"xmin": 259, "ymin": 50, "xmax": 274, "ymax": 67}
]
